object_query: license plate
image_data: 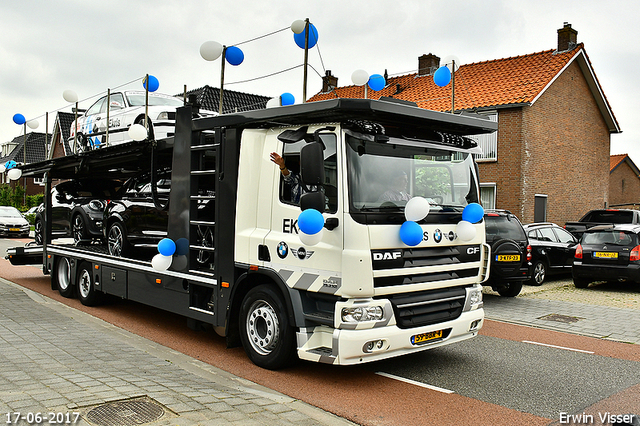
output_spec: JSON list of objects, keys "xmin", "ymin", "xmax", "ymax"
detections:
[
  {"xmin": 594, "ymin": 251, "xmax": 618, "ymax": 259},
  {"xmin": 411, "ymin": 330, "xmax": 443, "ymax": 345},
  {"xmin": 9, "ymin": 228, "xmax": 19, "ymax": 232},
  {"xmin": 496, "ymin": 254, "xmax": 520, "ymax": 262}
]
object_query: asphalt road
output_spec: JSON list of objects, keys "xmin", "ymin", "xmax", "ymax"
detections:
[{"xmin": 2, "ymin": 237, "xmax": 639, "ymax": 425}]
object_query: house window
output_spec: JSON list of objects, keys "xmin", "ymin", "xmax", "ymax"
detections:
[
  {"xmin": 480, "ymin": 183, "xmax": 496, "ymax": 209},
  {"xmin": 534, "ymin": 194, "xmax": 548, "ymax": 222},
  {"xmin": 470, "ymin": 112, "xmax": 497, "ymax": 162}
]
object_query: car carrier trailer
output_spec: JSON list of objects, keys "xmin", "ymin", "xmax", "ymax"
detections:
[{"xmin": 8, "ymin": 98, "xmax": 496, "ymax": 369}]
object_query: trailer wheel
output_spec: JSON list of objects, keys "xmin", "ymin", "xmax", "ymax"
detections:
[
  {"xmin": 107, "ymin": 221, "xmax": 130, "ymax": 257},
  {"xmin": 77, "ymin": 262, "xmax": 103, "ymax": 306},
  {"xmin": 239, "ymin": 285, "xmax": 297, "ymax": 370},
  {"xmin": 55, "ymin": 257, "xmax": 76, "ymax": 298}
]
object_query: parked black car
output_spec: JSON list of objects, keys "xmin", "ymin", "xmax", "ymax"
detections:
[
  {"xmin": 484, "ymin": 210, "xmax": 532, "ymax": 297},
  {"xmin": 572, "ymin": 224, "xmax": 640, "ymax": 288},
  {"xmin": 34, "ymin": 179, "xmax": 123, "ymax": 245},
  {"xmin": 103, "ymin": 171, "xmax": 171, "ymax": 257},
  {"xmin": 523, "ymin": 222, "xmax": 578, "ymax": 285}
]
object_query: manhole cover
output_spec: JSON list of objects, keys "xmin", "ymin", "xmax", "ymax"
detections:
[
  {"xmin": 84, "ymin": 396, "xmax": 172, "ymax": 426},
  {"xmin": 538, "ymin": 313, "xmax": 583, "ymax": 324}
]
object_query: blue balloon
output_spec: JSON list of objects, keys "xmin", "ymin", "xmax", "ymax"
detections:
[
  {"xmin": 225, "ymin": 46, "xmax": 244, "ymax": 66},
  {"xmin": 298, "ymin": 209, "xmax": 324, "ymax": 235},
  {"xmin": 5, "ymin": 160, "xmax": 16, "ymax": 169},
  {"xmin": 158, "ymin": 238, "xmax": 176, "ymax": 256},
  {"xmin": 400, "ymin": 221, "xmax": 423, "ymax": 246},
  {"xmin": 433, "ymin": 66, "xmax": 451, "ymax": 87},
  {"xmin": 462, "ymin": 203, "xmax": 484, "ymax": 224},
  {"xmin": 294, "ymin": 23, "xmax": 318, "ymax": 49},
  {"xmin": 368, "ymin": 74, "xmax": 386, "ymax": 91},
  {"xmin": 143, "ymin": 75, "xmax": 160, "ymax": 92},
  {"xmin": 13, "ymin": 114, "xmax": 26, "ymax": 125},
  {"xmin": 280, "ymin": 93, "xmax": 295, "ymax": 106},
  {"xmin": 175, "ymin": 237, "xmax": 189, "ymax": 256}
]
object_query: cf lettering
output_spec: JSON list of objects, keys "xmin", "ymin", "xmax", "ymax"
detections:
[{"xmin": 467, "ymin": 247, "xmax": 480, "ymax": 255}]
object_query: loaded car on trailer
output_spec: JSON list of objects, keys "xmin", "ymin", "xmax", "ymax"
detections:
[{"xmin": 8, "ymin": 98, "xmax": 496, "ymax": 369}]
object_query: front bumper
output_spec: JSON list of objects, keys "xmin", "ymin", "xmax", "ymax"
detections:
[
  {"xmin": 0, "ymin": 225, "xmax": 30, "ymax": 237},
  {"xmin": 296, "ymin": 308, "xmax": 484, "ymax": 365}
]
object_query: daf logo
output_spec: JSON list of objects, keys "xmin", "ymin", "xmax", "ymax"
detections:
[
  {"xmin": 373, "ymin": 251, "xmax": 402, "ymax": 261},
  {"xmin": 467, "ymin": 247, "xmax": 480, "ymax": 255}
]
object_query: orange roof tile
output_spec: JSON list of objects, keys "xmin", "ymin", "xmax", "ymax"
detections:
[
  {"xmin": 309, "ymin": 44, "xmax": 585, "ymax": 112},
  {"xmin": 610, "ymin": 154, "xmax": 627, "ymax": 172}
]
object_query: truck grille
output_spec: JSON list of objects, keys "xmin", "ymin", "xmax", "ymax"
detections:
[
  {"xmin": 380, "ymin": 287, "xmax": 466, "ymax": 328},
  {"xmin": 382, "ymin": 286, "xmax": 467, "ymax": 329}
]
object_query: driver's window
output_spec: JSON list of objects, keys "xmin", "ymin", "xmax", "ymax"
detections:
[{"xmin": 278, "ymin": 133, "xmax": 337, "ymax": 213}]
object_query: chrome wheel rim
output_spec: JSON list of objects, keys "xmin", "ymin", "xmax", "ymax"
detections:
[
  {"xmin": 108, "ymin": 225, "xmax": 123, "ymax": 256},
  {"xmin": 57, "ymin": 258, "xmax": 71, "ymax": 291},
  {"xmin": 246, "ymin": 300, "xmax": 280, "ymax": 356},
  {"xmin": 73, "ymin": 215, "xmax": 84, "ymax": 243},
  {"xmin": 533, "ymin": 263, "xmax": 545, "ymax": 285},
  {"xmin": 78, "ymin": 268, "xmax": 91, "ymax": 299}
]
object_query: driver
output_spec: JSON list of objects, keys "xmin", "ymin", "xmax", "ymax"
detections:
[{"xmin": 378, "ymin": 170, "xmax": 411, "ymax": 203}]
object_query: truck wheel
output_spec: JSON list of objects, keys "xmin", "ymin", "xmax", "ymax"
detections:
[
  {"xmin": 573, "ymin": 277, "xmax": 590, "ymax": 289},
  {"xmin": 496, "ymin": 281, "xmax": 523, "ymax": 297},
  {"xmin": 529, "ymin": 260, "xmax": 547, "ymax": 286},
  {"xmin": 77, "ymin": 262, "xmax": 103, "ymax": 306},
  {"xmin": 239, "ymin": 285, "xmax": 297, "ymax": 370},
  {"xmin": 55, "ymin": 257, "xmax": 76, "ymax": 298},
  {"xmin": 107, "ymin": 221, "xmax": 130, "ymax": 257}
]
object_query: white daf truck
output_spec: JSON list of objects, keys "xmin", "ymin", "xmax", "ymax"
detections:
[{"xmin": 9, "ymin": 98, "xmax": 495, "ymax": 369}]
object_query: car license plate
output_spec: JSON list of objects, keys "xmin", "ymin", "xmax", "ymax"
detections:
[
  {"xmin": 594, "ymin": 251, "xmax": 618, "ymax": 259},
  {"xmin": 9, "ymin": 228, "xmax": 19, "ymax": 232},
  {"xmin": 411, "ymin": 330, "xmax": 443, "ymax": 345},
  {"xmin": 496, "ymin": 254, "xmax": 520, "ymax": 262}
]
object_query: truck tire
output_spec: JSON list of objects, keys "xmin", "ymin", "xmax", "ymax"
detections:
[
  {"xmin": 496, "ymin": 281, "xmax": 523, "ymax": 297},
  {"xmin": 54, "ymin": 257, "xmax": 76, "ymax": 298},
  {"xmin": 239, "ymin": 285, "xmax": 297, "ymax": 370},
  {"xmin": 77, "ymin": 262, "xmax": 103, "ymax": 306}
]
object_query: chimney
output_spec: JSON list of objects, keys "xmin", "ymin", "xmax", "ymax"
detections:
[
  {"xmin": 322, "ymin": 70, "xmax": 338, "ymax": 92},
  {"xmin": 418, "ymin": 53, "xmax": 440, "ymax": 76},
  {"xmin": 557, "ymin": 22, "xmax": 577, "ymax": 52}
]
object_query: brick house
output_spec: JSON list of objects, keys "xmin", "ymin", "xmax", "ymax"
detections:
[
  {"xmin": 308, "ymin": 23, "xmax": 620, "ymax": 225},
  {"xmin": 609, "ymin": 154, "xmax": 640, "ymax": 207},
  {"xmin": 0, "ymin": 132, "xmax": 49, "ymax": 196}
]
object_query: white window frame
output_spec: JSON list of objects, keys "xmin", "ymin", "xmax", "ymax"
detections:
[
  {"xmin": 480, "ymin": 183, "xmax": 496, "ymax": 210},
  {"xmin": 470, "ymin": 112, "xmax": 497, "ymax": 162}
]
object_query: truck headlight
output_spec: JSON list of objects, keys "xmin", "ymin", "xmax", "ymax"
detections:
[
  {"xmin": 464, "ymin": 285, "xmax": 483, "ymax": 311},
  {"xmin": 341, "ymin": 306, "xmax": 384, "ymax": 323}
]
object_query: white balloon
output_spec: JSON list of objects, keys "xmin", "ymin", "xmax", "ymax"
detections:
[
  {"xmin": 351, "ymin": 69, "xmax": 369, "ymax": 86},
  {"xmin": 7, "ymin": 168, "xmax": 22, "ymax": 180},
  {"xmin": 27, "ymin": 119, "xmax": 39, "ymax": 129},
  {"xmin": 63, "ymin": 89, "xmax": 78, "ymax": 103},
  {"xmin": 442, "ymin": 55, "xmax": 461, "ymax": 72},
  {"xmin": 291, "ymin": 19, "xmax": 306, "ymax": 34},
  {"xmin": 152, "ymin": 254, "xmax": 172, "ymax": 271},
  {"xmin": 0, "ymin": 165, "xmax": 5, "ymax": 173},
  {"xmin": 299, "ymin": 230, "xmax": 322, "ymax": 246},
  {"xmin": 266, "ymin": 97, "xmax": 280, "ymax": 108},
  {"xmin": 200, "ymin": 41, "xmax": 223, "ymax": 61},
  {"xmin": 404, "ymin": 196, "xmax": 430, "ymax": 222},
  {"xmin": 128, "ymin": 123, "xmax": 148, "ymax": 141},
  {"xmin": 456, "ymin": 220, "xmax": 476, "ymax": 241}
]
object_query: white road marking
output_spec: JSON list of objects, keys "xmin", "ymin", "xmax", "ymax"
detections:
[
  {"xmin": 523, "ymin": 340, "xmax": 594, "ymax": 354},
  {"xmin": 376, "ymin": 372, "xmax": 455, "ymax": 394}
]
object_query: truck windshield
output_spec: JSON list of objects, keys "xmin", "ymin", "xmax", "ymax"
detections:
[{"xmin": 346, "ymin": 134, "xmax": 478, "ymax": 217}]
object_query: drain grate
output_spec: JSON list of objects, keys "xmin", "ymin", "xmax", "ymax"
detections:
[
  {"xmin": 83, "ymin": 396, "xmax": 174, "ymax": 426},
  {"xmin": 538, "ymin": 313, "xmax": 583, "ymax": 324}
]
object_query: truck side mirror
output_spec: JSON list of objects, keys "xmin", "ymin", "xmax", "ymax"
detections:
[
  {"xmin": 300, "ymin": 192, "xmax": 325, "ymax": 212},
  {"xmin": 300, "ymin": 142, "xmax": 324, "ymax": 186}
]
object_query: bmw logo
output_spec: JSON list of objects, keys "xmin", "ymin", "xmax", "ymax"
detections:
[
  {"xmin": 277, "ymin": 242, "xmax": 288, "ymax": 259},
  {"xmin": 434, "ymin": 229, "xmax": 442, "ymax": 243}
]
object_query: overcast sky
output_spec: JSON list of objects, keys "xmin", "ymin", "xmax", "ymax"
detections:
[{"xmin": 1, "ymin": 0, "xmax": 639, "ymax": 164}]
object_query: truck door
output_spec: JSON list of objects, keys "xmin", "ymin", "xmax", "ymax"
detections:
[{"xmin": 265, "ymin": 129, "xmax": 344, "ymax": 296}]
